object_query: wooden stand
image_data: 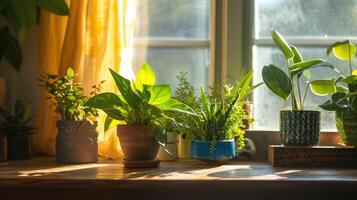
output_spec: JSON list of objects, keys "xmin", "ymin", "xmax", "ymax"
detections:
[{"xmin": 268, "ymin": 145, "xmax": 357, "ymax": 167}]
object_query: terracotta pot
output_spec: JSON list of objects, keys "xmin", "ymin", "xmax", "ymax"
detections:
[
  {"xmin": 157, "ymin": 132, "xmax": 178, "ymax": 161},
  {"xmin": 0, "ymin": 135, "xmax": 7, "ymax": 161},
  {"xmin": 117, "ymin": 125, "xmax": 159, "ymax": 161},
  {"xmin": 7, "ymin": 135, "xmax": 33, "ymax": 160},
  {"xmin": 56, "ymin": 120, "xmax": 98, "ymax": 164}
]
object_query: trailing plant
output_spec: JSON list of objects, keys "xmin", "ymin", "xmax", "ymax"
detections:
[
  {"xmin": 0, "ymin": 0, "xmax": 69, "ymax": 71},
  {"xmin": 38, "ymin": 68, "xmax": 104, "ymax": 123},
  {"xmin": 309, "ymin": 40, "xmax": 357, "ymax": 113},
  {"xmin": 262, "ymin": 29, "xmax": 335, "ymax": 110},
  {"xmin": 0, "ymin": 100, "xmax": 37, "ymax": 136},
  {"xmin": 85, "ymin": 63, "xmax": 195, "ymax": 145},
  {"xmin": 174, "ymin": 71, "xmax": 262, "ymax": 152}
]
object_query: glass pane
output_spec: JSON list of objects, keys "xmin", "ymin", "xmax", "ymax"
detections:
[
  {"xmin": 135, "ymin": 0, "xmax": 209, "ymax": 39},
  {"xmin": 253, "ymin": 46, "xmax": 350, "ymax": 131},
  {"xmin": 133, "ymin": 48, "xmax": 210, "ymax": 92},
  {"xmin": 255, "ymin": 0, "xmax": 357, "ymax": 38}
]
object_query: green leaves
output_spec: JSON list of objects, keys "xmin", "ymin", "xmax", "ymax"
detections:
[
  {"xmin": 289, "ymin": 59, "xmax": 334, "ymax": 77},
  {"xmin": 327, "ymin": 40, "xmax": 356, "ymax": 61},
  {"xmin": 10, "ymin": 0, "xmax": 37, "ymax": 28},
  {"xmin": 157, "ymin": 99, "xmax": 195, "ymax": 115},
  {"xmin": 232, "ymin": 71, "xmax": 263, "ymax": 102},
  {"xmin": 66, "ymin": 67, "xmax": 75, "ymax": 78},
  {"xmin": 146, "ymin": 85, "xmax": 171, "ymax": 105},
  {"xmin": 309, "ymin": 79, "xmax": 336, "ymax": 96},
  {"xmin": 262, "ymin": 65, "xmax": 292, "ymax": 101},
  {"xmin": 134, "ymin": 63, "xmax": 156, "ymax": 91},
  {"xmin": 36, "ymin": 0, "xmax": 69, "ymax": 16},
  {"xmin": 271, "ymin": 28, "xmax": 294, "ymax": 60},
  {"xmin": 0, "ymin": 26, "xmax": 22, "ymax": 71}
]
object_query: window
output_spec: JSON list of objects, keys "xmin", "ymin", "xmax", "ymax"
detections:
[
  {"xmin": 252, "ymin": 0, "xmax": 357, "ymax": 131},
  {"xmin": 133, "ymin": 0, "xmax": 211, "ymax": 92}
]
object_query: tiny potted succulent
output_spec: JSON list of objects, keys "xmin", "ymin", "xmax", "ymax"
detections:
[
  {"xmin": 188, "ymin": 71, "xmax": 262, "ymax": 162},
  {"xmin": 0, "ymin": 100, "xmax": 37, "ymax": 160},
  {"xmin": 39, "ymin": 68, "xmax": 103, "ymax": 164},
  {"xmin": 309, "ymin": 40, "xmax": 357, "ymax": 146},
  {"xmin": 262, "ymin": 29, "xmax": 335, "ymax": 146},
  {"xmin": 85, "ymin": 63, "xmax": 194, "ymax": 168}
]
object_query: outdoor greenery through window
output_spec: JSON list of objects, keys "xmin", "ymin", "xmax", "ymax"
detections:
[
  {"xmin": 133, "ymin": 0, "xmax": 210, "ymax": 92},
  {"xmin": 252, "ymin": 0, "xmax": 357, "ymax": 131}
]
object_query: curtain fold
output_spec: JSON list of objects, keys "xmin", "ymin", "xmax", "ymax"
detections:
[{"xmin": 35, "ymin": 0, "xmax": 136, "ymax": 159}]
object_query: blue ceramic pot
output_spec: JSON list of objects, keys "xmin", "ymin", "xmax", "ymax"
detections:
[{"xmin": 190, "ymin": 139, "xmax": 236, "ymax": 161}]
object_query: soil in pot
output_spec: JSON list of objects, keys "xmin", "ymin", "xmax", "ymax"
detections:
[
  {"xmin": 280, "ymin": 110, "xmax": 320, "ymax": 146},
  {"xmin": 336, "ymin": 109, "xmax": 357, "ymax": 146},
  {"xmin": 190, "ymin": 139, "xmax": 236, "ymax": 162},
  {"xmin": 117, "ymin": 125, "xmax": 160, "ymax": 161},
  {"xmin": 0, "ymin": 135, "xmax": 7, "ymax": 161},
  {"xmin": 56, "ymin": 120, "xmax": 98, "ymax": 164},
  {"xmin": 157, "ymin": 132, "xmax": 178, "ymax": 161},
  {"xmin": 7, "ymin": 135, "xmax": 33, "ymax": 160}
]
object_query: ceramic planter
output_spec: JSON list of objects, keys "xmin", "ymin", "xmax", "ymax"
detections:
[
  {"xmin": 7, "ymin": 135, "xmax": 33, "ymax": 160},
  {"xmin": 280, "ymin": 110, "xmax": 320, "ymax": 146},
  {"xmin": 190, "ymin": 139, "xmax": 236, "ymax": 162},
  {"xmin": 157, "ymin": 132, "xmax": 178, "ymax": 161},
  {"xmin": 0, "ymin": 135, "xmax": 7, "ymax": 161},
  {"xmin": 178, "ymin": 133, "xmax": 191, "ymax": 159},
  {"xmin": 56, "ymin": 120, "xmax": 98, "ymax": 164},
  {"xmin": 336, "ymin": 109, "xmax": 357, "ymax": 146},
  {"xmin": 117, "ymin": 125, "xmax": 159, "ymax": 161}
]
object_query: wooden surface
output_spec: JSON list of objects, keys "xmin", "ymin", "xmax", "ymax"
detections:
[
  {"xmin": 1, "ymin": 157, "xmax": 357, "ymax": 200},
  {"xmin": 268, "ymin": 145, "xmax": 357, "ymax": 167}
]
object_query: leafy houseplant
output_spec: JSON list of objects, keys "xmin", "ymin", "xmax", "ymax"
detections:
[
  {"xmin": 39, "ymin": 68, "xmax": 103, "ymax": 164},
  {"xmin": 85, "ymin": 63, "xmax": 194, "ymax": 167},
  {"xmin": 0, "ymin": 100, "xmax": 36, "ymax": 160},
  {"xmin": 185, "ymin": 71, "xmax": 262, "ymax": 162},
  {"xmin": 309, "ymin": 40, "xmax": 357, "ymax": 146},
  {"xmin": 262, "ymin": 29, "xmax": 334, "ymax": 146}
]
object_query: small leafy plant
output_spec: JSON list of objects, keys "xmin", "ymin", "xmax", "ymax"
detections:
[
  {"xmin": 0, "ymin": 100, "xmax": 37, "ymax": 136},
  {"xmin": 85, "ymin": 63, "xmax": 195, "ymax": 145},
  {"xmin": 175, "ymin": 71, "xmax": 261, "ymax": 152},
  {"xmin": 262, "ymin": 29, "xmax": 334, "ymax": 110},
  {"xmin": 38, "ymin": 68, "xmax": 104, "ymax": 122},
  {"xmin": 309, "ymin": 40, "xmax": 357, "ymax": 112}
]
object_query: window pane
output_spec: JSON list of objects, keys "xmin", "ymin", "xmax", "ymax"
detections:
[
  {"xmin": 135, "ymin": 0, "xmax": 209, "ymax": 39},
  {"xmin": 253, "ymin": 46, "xmax": 350, "ymax": 131},
  {"xmin": 256, "ymin": 0, "xmax": 357, "ymax": 38},
  {"xmin": 133, "ymin": 48, "xmax": 210, "ymax": 92}
]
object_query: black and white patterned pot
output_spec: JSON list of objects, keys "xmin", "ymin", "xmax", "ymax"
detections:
[{"xmin": 280, "ymin": 110, "xmax": 320, "ymax": 146}]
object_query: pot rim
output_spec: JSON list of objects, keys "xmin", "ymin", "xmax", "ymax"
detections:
[
  {"xmin": 117, "ymin": 124, "xmax": 153, "ymax": 128},
  {"xmin": 192, "ymin": 139, "xmax": 235, "ymax": 143},
  {"xmin": 280, "ymin": 110, "xmax": 320, "ymax": 113}
]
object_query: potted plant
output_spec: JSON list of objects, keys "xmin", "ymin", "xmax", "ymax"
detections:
[
  {"xmin": 39, "ymin": 68, "xmax": 103, "ymax": 164},
  {"xmin": 262, "ymin": 29, "xmax": 335, "ymax": 146},
  {"xmin": 309, "ymin": 40, "xmax": 357, "ymax": 146},
  {"xmin": 188, "ymin": 71, "xmax": 262, "ymax": 162},
  {"xmin": 0, "ymin": 100, "xmax": 37, "ymax": 160},
  {"xmin": 156, "ymin": 122, "xmax": 179, "ymax": 161},
  {"xmin": 85, "ymin": 63, "xmax": 194, "ymax": 168}
]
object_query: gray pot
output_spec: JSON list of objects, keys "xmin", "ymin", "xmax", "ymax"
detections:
[
  {"xmin": 280, "ymin": 110, "xmax": 320, "ymax": 146},
  {"xmin": 157, "ymin": 132, "xmax": 178, "ymax": 161},
  {"xmin": 56, "ymin": 120, "xmax": 98, "ymax": 164}
]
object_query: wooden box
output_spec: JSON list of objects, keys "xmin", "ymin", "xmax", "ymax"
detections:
[{"xmin": 268, "ymin": 145, "xmax": 357, "ymax": 167}]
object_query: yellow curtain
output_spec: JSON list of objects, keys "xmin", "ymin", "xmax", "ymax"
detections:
[{"xmin": 35, "ymin": 0, "xmax": 136, "ymax": 159}]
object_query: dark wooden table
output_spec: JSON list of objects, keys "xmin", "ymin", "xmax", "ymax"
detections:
[{"xmin": 0, "ymin": 157, "xmax": 356, "ymax": 200}]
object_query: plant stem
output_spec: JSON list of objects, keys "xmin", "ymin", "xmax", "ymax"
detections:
[
  {"xmin": 302, "ymin": 82, "xmax": 310, "ymax": 110},
  {"xmin": 286, "ymin": 59, "xmax": 299, "ymax": 110},
  {"xmin": 296, "ymin": 76, "xmax": 302, "ymax": 109}
]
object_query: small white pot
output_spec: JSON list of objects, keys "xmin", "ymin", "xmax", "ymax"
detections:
[{"xmin": 157, "ymin": 132, "xmax": 178, "ymax": 161}]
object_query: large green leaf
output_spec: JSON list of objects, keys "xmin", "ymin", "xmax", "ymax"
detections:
[
  {"xmin": 10, "ymin": 0, "xmax": 37, "ymax": 27},
  {"xmin": 134, "ymin": 63, "xmax": 156, "ymax": 91},
  {"xmin": 145, "ymin": 84, "xmax": 171, "ymax": 105},
  {"xmin": 341, "ymin": 75, "xmax": 357, "ymax": 84},
  {"xmin": 327, "ymin": 40, "xmax": 356, "ymax": 61},
  {"xmin": 156, "ymin": 99, "xmax": 195, "ymax": 115},
  {"xmin": 319, "ymin": 100, "xmax": 337, "ymax": 111},
  {"xmin": 104, "ymin": 116, "xmax": 122, "ymax": 132},
  {"xmin": 35, "ymin": 0, "xmax": 69, "ymax": 16},
  {"xmin": 271, "ymin": 28, "xmax": 294, "ymax": 60},
  {"xmin": 290, "ymin": 45, "xmax": 303, "ymax": 63},
  {"xmin": 85, "ymin": 92, "xmax": 122, "ymax": 109},
  {"xmin": 109, "ymin": 68, "xmax": 141, "ymax": 110},
  {"xmin": 262, "ymin": 64, "xmax": 292, "ymax": 100},
  {"xmin": 0, "ymin": 26, "xmax": 22, "ymax": 70},
  {"xmin": 309, "ymin": 79, "xmax": 336, "ymax": 96},
  {"xmin": 289, "ymin": 59, "xmax": 334, "ymax": 77}
]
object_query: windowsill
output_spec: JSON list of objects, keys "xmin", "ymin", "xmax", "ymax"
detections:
[{"xmin": 0, "ymin": 157, "xmax": 356, "ymax": 200}]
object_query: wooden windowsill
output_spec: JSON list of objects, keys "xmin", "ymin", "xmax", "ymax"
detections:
[{"xmin": 0, "ymin": 157, "xmax": 356, "ymax": 200}]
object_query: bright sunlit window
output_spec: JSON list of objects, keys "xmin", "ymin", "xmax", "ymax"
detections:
[
  {"xmin": 132, "ymin": 0, "xmax": 211, "ymax": 92},
  {"xmin": 252, "ymin": 0, "xmax": 357, "ymax": 131}
]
